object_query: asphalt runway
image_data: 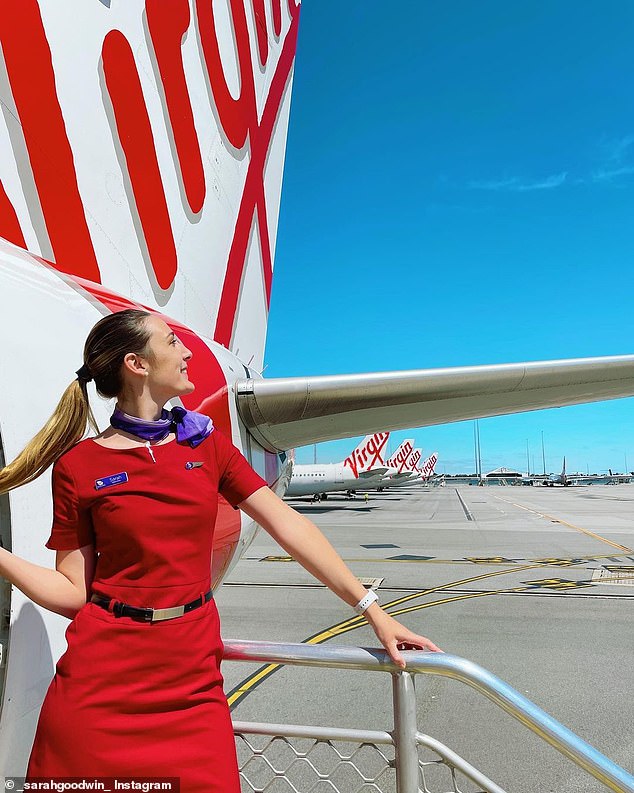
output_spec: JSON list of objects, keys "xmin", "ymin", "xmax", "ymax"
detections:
[{"xmin": 216, "ymin": 484, "xmax": 634, "ymax": 793}]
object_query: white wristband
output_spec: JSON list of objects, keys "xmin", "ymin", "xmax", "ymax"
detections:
[{"xmin": 353, "ymin": 589, "xmax": 378, "ymax": 615}]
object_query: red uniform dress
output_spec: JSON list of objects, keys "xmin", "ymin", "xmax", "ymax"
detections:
[{"xmin": 27, "ymin": 429, "xmax": 266, "ymax": 791}]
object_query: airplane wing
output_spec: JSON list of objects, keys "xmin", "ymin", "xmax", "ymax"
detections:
[{"xmin": 236, "ymin": 356, "xmax": 634, "ymax": 451}]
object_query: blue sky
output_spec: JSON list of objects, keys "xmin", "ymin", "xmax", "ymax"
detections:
[{"xmin": 264, "ymin": 1, "xmax": 634, "ymax": 474}]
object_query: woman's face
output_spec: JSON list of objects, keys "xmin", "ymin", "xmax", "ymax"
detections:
[{"xmin": 141, "ymin": 315, "xmax": 194, "ymax": 399}]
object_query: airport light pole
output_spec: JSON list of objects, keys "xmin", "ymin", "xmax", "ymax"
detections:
[
  {"xmin": 526, "ymin": 439, "xmax": 530, "ymax": 477},
  {"xmin": 541, "ymin": 431, "xmax": 546, "ymax": 475}
]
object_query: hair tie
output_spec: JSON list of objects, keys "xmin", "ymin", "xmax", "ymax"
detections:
[{"xmin": 76, "ymin": 364, "xmax": 93, "ymax": 382}]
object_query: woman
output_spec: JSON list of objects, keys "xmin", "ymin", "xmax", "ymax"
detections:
[{"xmin": 0, "ymin": 309, "xmax": 440, "ymax": 790}]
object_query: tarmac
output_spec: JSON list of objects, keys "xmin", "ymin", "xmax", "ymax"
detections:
[{"xmin": 216, "ymin": 483, "xmax": 634, "ymax": 793}]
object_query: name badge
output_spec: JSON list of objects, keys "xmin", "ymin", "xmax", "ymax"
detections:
[
  {"xmin": 95, "ymin": 472, "xmax": 129, "ymax": 490},
  {"xmin": 185, "ymin": 462, "xmax": 204, "ymax": 470}
]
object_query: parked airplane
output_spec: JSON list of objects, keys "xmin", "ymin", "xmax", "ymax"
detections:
[
  {"xmin": 407, "ymin": 448, "xmax": 423, "ymax": 473},
  {"xmin": 285, "ymin": 433, "xmax": 389, "ymax": 500},
  {"xmin": 386, "ymin": 449, "xmax": 439, "ymax": 488},
  {"xmin": 400, "ymin": 450, "xmax": 439, "ymax": 484},
  {"xmin": 535, "ymin": 458, "xmax": 631, "ymax": 487},
  {"xmin": 387, "ymin": 440, "xmax": 416, "ymax": 476},
  {"xmin": 374, "ymin": 440, "xmax": 415, "ymax": 490},
  {"xmin": 420, "ymin": 452, "xmax": 439, "ymax": 481},
  {"xmin": 376, "ymin": 447, "xmax": 439, "ymax": 489},
  {"xmin": 1, "ymin": 0, "xmax": 634, "ymax": 775},
  {"xmin": 543, "ymin": 457, "xmax": 570, "ymax": 486},
  {"xmin": 391, "ymin": 447, "xmax": 423, "ymax": 484}
]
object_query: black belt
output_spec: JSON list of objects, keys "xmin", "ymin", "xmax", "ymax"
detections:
[{"xmin": 90, "ymin": 589, "xmax": 213, "ymax": 623}]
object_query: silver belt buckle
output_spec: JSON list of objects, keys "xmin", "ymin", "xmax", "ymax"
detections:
[{"xmin": 151, "ymin": 605, "xmax": 186, "ymax": 622}]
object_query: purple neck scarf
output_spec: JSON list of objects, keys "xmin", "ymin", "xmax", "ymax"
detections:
[{"xmin": 110, "ymin": 406, "xmax": 214, "ymax": 448}]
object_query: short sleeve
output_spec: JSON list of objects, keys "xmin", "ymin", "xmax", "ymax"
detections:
[
  {"xmin": 45, "ymin": 456, "xmax": 94, "ymax": 550},
  {"xmin": 211, "ymin": 429, "xmax": 267, "ymax": 508}
]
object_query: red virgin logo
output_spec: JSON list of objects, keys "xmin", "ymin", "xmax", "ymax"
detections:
[
  {"xmin": 389, "ymin": 442, "xmax": 414, "ymax": 472},
  {"xmin": 0, "ymin": 0, "xmax": 300, "ymax": 346},
  {"xmin": 421, "ymin": 454, "xmax": 438, "ymax": 477},
  {"xmin": 343, "ymin": 432, "xmax": 389, "ymax": 479},
  {"xmin": 408, "ymin": 450, "xmax": 422, "ymax": 471}
]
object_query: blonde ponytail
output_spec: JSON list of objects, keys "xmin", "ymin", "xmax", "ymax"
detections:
[
  {"xmin": 0, "ymin": 308, "xmax": 152, "ymax": 495},
  {"xmin": 0, "ymin": 379, "xmax": 98, "ymax": 495}
]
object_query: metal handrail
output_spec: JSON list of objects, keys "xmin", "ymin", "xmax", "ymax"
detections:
[{"xmin": 224, "ymin": 640, "xmax": 634, "ymax": 793}]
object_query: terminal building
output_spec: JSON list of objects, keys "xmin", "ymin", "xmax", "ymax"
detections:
[
  {"xmin": 485, "ymin": 467, "xmax": 523, "ymax": 479},
  {"xmin": 442, "ymin": 467, "xmax": 530, "ymax": 486}
]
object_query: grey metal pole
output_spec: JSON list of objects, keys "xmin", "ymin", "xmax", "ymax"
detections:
[
  {"xmin": 526, "ymin": 439, "xmax": 530, "ymax": 477},
  {"xmin": 392, "ymin": 671, "xmax": 419, "ymax": 793},
  {"xmin": 541, "ymin": 431, "xmax": 546, "ymax": 475}
]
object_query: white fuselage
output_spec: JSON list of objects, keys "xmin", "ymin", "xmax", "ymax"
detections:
[{"xmin": 286, "ymin": 462, "xmax": 385, "ymax": 496}]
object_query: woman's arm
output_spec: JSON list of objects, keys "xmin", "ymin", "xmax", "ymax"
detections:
[
  {"xmin": 0, "ymin": 545, "xmax": 96, "ymax": 619},
  {"xmin": 239, "ymin": 487, "xmax": 441, "ymax": 667}
]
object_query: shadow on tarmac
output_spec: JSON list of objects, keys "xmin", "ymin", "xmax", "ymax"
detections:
[{"xmin": 291, "ymin": 504, "xmax": 381, "ymax": 514}]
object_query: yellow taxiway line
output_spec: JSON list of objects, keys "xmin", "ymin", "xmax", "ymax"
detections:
[
  {"xmin": 493, "ymin": 496, "xmax": 632, "ymax": 553},
  {"xmin": 227, "ymin": 560, "xmax": 559, "ymax": 708}
]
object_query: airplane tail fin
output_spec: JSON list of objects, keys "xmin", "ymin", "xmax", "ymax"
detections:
[
  {"xmin": 0, "ymin": 0, "xmax": 300, "ymax": 372},
  {"xmin": 420, "ymin": 453, "xmax": 439, "ymax": 479},
  {"xmin": 387, "ymin": 439, "xmax": 415, "ymax": 472},
  {"xmin": 407, "ymin": 448, "xmax": 422, "ymax": 471},
  {"xmin": 342, "ymin": 432, "xmax": 390, "ymax": 479}
]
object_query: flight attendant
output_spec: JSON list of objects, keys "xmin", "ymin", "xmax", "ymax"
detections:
[{"xmin": 0, "ymin": 309, "xmax": 440, "ymax": 790}]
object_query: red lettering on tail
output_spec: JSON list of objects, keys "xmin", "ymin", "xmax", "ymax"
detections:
[
  {"xmin": 0, "ymin": 0, "xmax": 100, "ymax": 281},
  {"xmin": 212, "ymin": 2, "xmax": 300, "ymax": 347},
  {"xmin": 421, "ymin": 454, "xmax": 438, "ymax": 478},
  {"xmin": 0, "ymin": 0, "xmax": 300, "ymax": 335},
  {"xmin": 390, "ymin": 442, "xmax": 414, "ymax": 472},
  {"xmin": 102, "ymin": 30, "xmax": 178, "ymax": 291},
  {"xmin": 272, "ymin": 0, "xmax": 283, "ymax": 37},
  {"xmin": 146, "ymin": 0, "xmax": 206, "ymax": 215},
  {"xmin": 195, "ymin": 0, "xmax": 255, "ymax": 151},
  {"xmin": 343, "ymin": 432, "xmax": 389, "ymax": 478},
  {"xmin": 252, "ymin": 0, "xmax": 270, "ymax": 66},
  {"xmin": 343, "ymin": 455, "xmax": 359, "ymax": 478},
  {"xmin": 408, "ymin": 450, "xmax": 422, "ymax": 471}
]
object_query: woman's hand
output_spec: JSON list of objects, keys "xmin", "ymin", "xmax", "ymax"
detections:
[
  {"xmin": 238, "ymin": 490, "xmax": 443, "ymax": 667},
  {"xmin": 364, "ymin": 603, "xmax": 442, "ymax": 668}
]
